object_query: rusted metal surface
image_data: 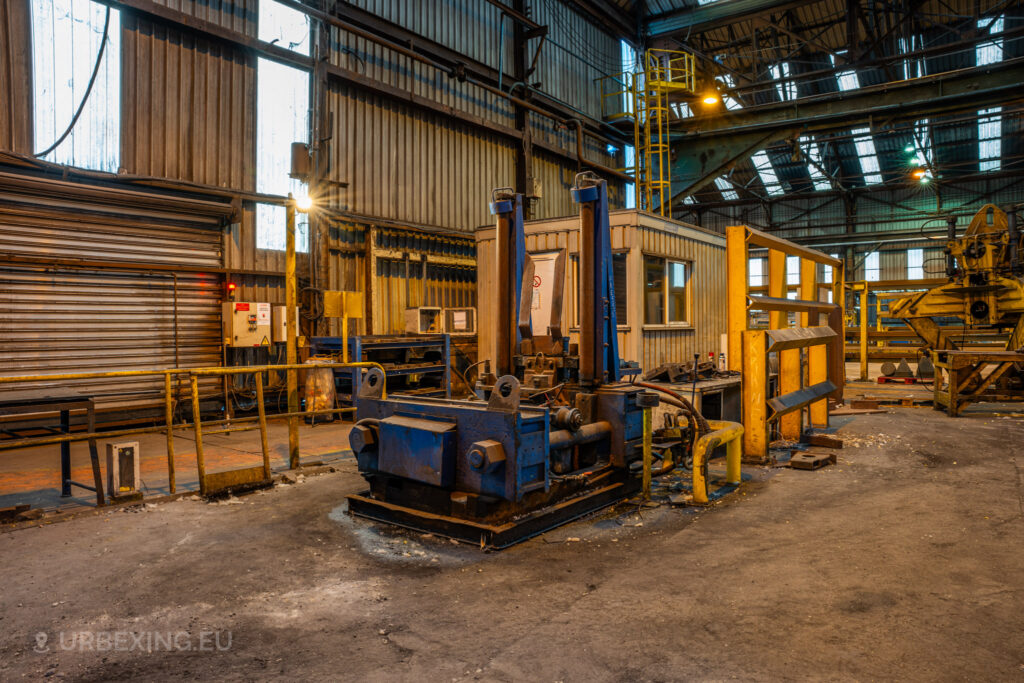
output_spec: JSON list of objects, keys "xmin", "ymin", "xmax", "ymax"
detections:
[{"xmin": 0, "ymin": 0, "xmax": 31, "ymax": 154}]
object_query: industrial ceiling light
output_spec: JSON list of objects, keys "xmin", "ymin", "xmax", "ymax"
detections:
[
  {"xmin": 702, "ymin": 92, "xmax": 720, "ymax": 105},
  {"xmin": 904, "ymin": 144, "xmax": 915, "ymax": 153}
]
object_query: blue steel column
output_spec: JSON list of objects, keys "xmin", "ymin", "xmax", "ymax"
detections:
[
  {"xmin": 571, "ymin": 177, "xmax": 620, "ymax": 384},
  {"xmin": 489, "ymin": 191, "xmax": 526, "ymax": 377}
]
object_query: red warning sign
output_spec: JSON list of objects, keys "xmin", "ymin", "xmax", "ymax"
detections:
[{"xmin": 532, "ymin": 275, "xmax": 542, "ymax": 288}]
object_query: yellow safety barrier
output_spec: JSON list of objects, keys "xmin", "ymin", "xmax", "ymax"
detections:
[
  {"xmin": 691, "ymin": 420, "xmax": 744, "ymax": 505},
  {"xmin": 727, "ymin": 225, "xmax": 845, "ymax": 462}
]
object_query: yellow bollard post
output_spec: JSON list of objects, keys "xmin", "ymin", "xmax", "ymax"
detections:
[
  {"xmin": 164, "ymin": 372, "xmax": 176, "ymax": 494},
  {"xmin": 642, "ymin": 407, "xmax": 652, "ymax": 500},
  {"xmin": 725, "ymin": 432, "xmax": 742, "ymax": 485}
]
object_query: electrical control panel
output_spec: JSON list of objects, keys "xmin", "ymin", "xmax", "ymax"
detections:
[
  {"xmin": 223, "ymin": 301, "xmax": 272, "ymax": 346},
  {"xmin": 272, "ymin": 305, "xmax": 300, "ymax": 343}
]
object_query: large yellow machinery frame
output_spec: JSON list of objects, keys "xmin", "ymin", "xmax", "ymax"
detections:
[{"xmin": 890, "ymin": 204, "xmax": 1024, "ymax": 353}]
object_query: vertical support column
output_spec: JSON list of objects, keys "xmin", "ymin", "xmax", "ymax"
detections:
[
  {"xmin": 768, "ymin": 249, "xmax": 786, "ymax": 331},
  {"xmin": 641, "ymin": 407, "xmax": 652, "ymax": 500},
  {"xmin": 60, "ymin": 408, "xmax": 71, "ymax": 497},
  {"xmin": 742, "ymin": 330, "xmax": 768, "ymax": 462},
  {"xmin": 164, "ymin": 373, "xmax": 176, "ymax": 494},
  {"xmin": 579, "ymin": 198, "xmax": 596, "ymax": 386},
  {"xmin": 801, "ymin": 259, "xmax": 827, "ymax": 428},
  {"xmin": 255, "ymin": 373, "xmax": 271, "ymax": 480},
  {"xmin": 190, "ymin": 375, "xmax": 207, "ymax": 496},
  {"xmin": 726, "ymin": 225, "xmax": 748, "ymax": 372},
  {"xmin": 779, "ymin": 347, "xmax": 801, "ymax": 440},
  {"xmin": 808, "ymin": 343, "xmax": 829, "ymax": 428},
  {"xmin": 859, "ymin": 285, "xmax": 869, "ymax": 381},
  {"xmin": 778, "ymin": 255, "xmax": 803, "ymax": 440},
  {"xmin": 286, "ymin": 200, "xmax": 300, "ymax": 469},
  {"xmin": 86, "ymin": 402, "xmax": 104, "ymax": 507}
]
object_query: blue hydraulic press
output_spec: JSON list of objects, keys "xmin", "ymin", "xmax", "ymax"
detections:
[{"xmin": 347, "ymin": 173, "xmax": 658, "ymax": 547}]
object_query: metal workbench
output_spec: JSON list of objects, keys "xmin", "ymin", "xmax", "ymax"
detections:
[{"xmin": 0, "ymin": 390, "xmax": 105, "ymax": 506}]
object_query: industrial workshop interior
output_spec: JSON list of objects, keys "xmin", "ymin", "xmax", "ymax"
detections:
[{"xmin": 1, "ymin": 0, "xmax": 1023, "ymax": 679}]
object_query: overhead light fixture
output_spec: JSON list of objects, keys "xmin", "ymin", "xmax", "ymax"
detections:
[
  {"xmin": 912, "ymin": 169, "xmax": 928, "ymax": 181},
  {"xmin": 920, "ymin": 176, "xmax": 930, "ymax": 184},
  {"xmin": 904, "ymin": 144, "xmax": 915, "ymax": 154},
  {"xmin": 702, "ymin": 92, "xmax": 719, "ymax": 105}
]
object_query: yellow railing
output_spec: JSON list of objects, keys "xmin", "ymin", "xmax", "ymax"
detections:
[{"xmin": 0, "ymin": 362, "xmax": 385, "ymax": 505}]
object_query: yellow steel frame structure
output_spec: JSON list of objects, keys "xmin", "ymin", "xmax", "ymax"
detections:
[
  {"xmin": 597, "ymin": 49, "xmax": 696, "ymax": 217},
  {"xmin": 726, "ymin": 225, "xmax": 845, "ymax": 462}
]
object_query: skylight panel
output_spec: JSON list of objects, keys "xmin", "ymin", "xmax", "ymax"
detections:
[
  {"xmin": 830, "ymin": 53, "xmax": 859, "ymax": 92},
  {"xmin": 715, "ymin": 177, "xmax": 739, "ymax": 201},
  {"xmin": 976, "ymin": 17, "xmax": 1004, "ymax": 171},
  {"xmin": 979, "ymin": 107, "xmax": 1002, "ymax": 172},
  {"xmin": 800, "ymin": 136, "xmax": 831, "ymax": 191},
  {"xmin": 750, "ymin": 150, "xmax": 784, "ymax": 196},
  {"xmin": 716, "ymin": 74, "xmax": 743, "ymax": 110},
  {"xmin": 770, "ymin": 62, "xmax": 796, "ymax": 101},
  {"xmin": 851, "ymin": 127, "xmax": 883, "ymax": 185}
]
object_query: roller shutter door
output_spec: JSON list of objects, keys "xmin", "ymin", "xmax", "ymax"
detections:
[{"xmin": 0, "ymin": 171, "xmax": 233, "ymax": 415}]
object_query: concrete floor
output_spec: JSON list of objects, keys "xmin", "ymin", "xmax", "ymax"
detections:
[{"xmin": 2, "ymin": 406, "xmax": 1023, "ymax": 681}]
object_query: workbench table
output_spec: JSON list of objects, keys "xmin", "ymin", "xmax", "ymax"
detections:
[{"xmin": 0, "ymin": 390, "xmax": 105, "ymax": 506}]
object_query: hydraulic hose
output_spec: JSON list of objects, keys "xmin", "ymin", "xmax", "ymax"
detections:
[{"xmin": 634, "ymin": 381, "xmax": 711, "ymax": 437}]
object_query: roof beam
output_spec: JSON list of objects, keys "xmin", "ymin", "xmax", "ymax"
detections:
[
  {"xmin": 668, "ymin": 57, "xmax": 1024, "ymax": 208},
  {"xmin": 646, "ymin": 0, "xmax": 810, "ymax": 37}
]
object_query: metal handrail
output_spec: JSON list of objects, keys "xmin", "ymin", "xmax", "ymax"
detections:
[{"xmin": 0, "ymin": 361, "xmax": 386, "ymax": 502}]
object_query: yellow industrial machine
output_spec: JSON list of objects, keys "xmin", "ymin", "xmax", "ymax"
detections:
[
  {"xmin": 891, "ymin": 204, "xmax": 1024, "ymax": 352},
  {"xmin": 890, "ymin": 204, "xmax": 1024, "ymax": 415}
]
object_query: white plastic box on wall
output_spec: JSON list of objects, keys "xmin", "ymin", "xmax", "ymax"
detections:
[
  {"xmin": 445, "ymin": 307, "xmax": 477, "ymax": 336},
  {"xmin": 404, "ymin": 307, "xmax": 443, "ymax": 334}
]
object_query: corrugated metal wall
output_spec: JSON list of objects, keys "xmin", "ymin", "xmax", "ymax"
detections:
[
  {"xmin": 326, "ymin": 84, "xmax": 517, "ymax": 231},
  {"xmin": 122, "ymin": 14, "xmax": 256, "ymax": 190},
  {"xmin": 476, "ymin": 209, "xmax": 728, "ymax": 374},
  {"xmin": 0, "ymin": 0, "xmax": 32, "ymax": 153},
  {"xmin": 369, "ymin": 226, "xmax": 477, "ymax": 335},
  {"xmin": 148, "ymin": 0, "xmax": 257, "ymax": 34}
]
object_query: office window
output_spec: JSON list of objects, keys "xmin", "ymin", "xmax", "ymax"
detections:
[
  {"xmin": 823, "ymin": 254, "xmax": 839, "ymax": 283},
  {"xmin": 864, "ymin": 251, "xmax": 880, "ymax": 282},
  {"xmin": 32, "ymin": 0, "xmax": 120, "ymax": 171},
  {"xmin": 644, "ymin": 256, "xmax": 690, "ymax": 325},
  {"xmin": 908, "ymin": 249, "xmax": 924, "ymax": 279}
]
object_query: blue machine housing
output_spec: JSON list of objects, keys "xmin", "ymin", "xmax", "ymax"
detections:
[{"xmin": 355, "ymin": 393, "xmax": 550, "ymax": 501}]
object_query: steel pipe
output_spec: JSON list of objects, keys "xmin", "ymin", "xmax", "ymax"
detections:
[{"xmin": 549, "ymin": 420, "xmax": 611, "ymax": 450}]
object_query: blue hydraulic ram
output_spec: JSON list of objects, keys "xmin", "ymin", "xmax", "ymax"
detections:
[{"xmin": 346, "ymin": 173, "xmax": 658, "ymax": 548}]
